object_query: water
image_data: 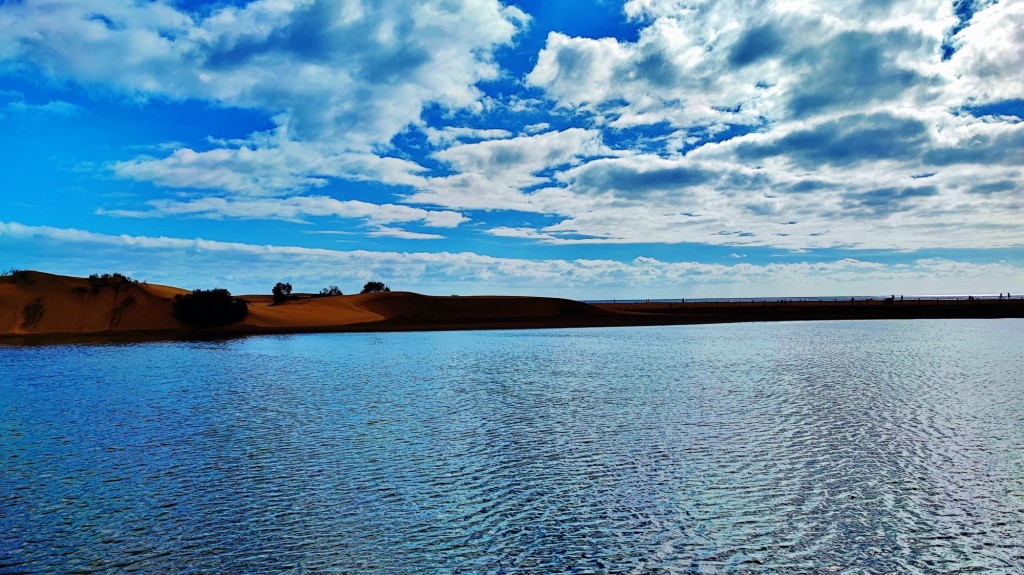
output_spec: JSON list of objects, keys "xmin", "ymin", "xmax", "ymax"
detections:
[
  {"xmin": 586, "ymin": 295, "xmax": 1020, "ymax": 303},
  {"xmin": 1, "ymin": 319, "xmax": 1022, "ymax": 574}
]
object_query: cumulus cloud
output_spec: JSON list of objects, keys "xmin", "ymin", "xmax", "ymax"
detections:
[
  {"xmin": 406, "ymin": 128, "xmax": 613, "ymax": 211},
  {"xmin": 527, "ymin": 1, "xmax": 953, "ymax": 130},
  {"xmin": 945, "ymin": 1, "xmax": 1024, "ymax": 105},
  {"xmin": 461, "ymin": 139, "xmax": 1022, "ymax": 251},
  {"xmin": 2, "ymin": 0, "xmax": 1021, "ymax": 262},
  {"xmin": 456, "ymin": 1, "xmax": 1021, "ymax": 253},
  {"xmin": 1, "ymin": 0, "xmax": 525, "ymax": 147},
  {"xmin": 1, "ymin": 0, "xmax": 528, "ymax": 213}
]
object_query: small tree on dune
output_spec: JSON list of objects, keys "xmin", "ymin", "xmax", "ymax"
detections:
[
  {"xmin": 272, "ymin": 282, "xmax": 292, "ymax": 305},
  {"xmin": 319, "ymin": 285, "xmax": 343, "ymax": 296},
  {"xmin": 361, "ymin": 281, "xmax": 390, "ymax": 294}
]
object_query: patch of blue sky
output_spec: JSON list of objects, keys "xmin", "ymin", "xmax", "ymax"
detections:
[
  {"xmin": 960, "ymin": 99, "xmax": 1024, "ymax": 119},
  {"xmin": 3, "ymin": 80, "xmax": 276, "ymax": 235},
  {"xmin": 603, "ymin": 121, "xmax": 678, "ymax": 155},
  {"xmin": 941, "ymin": 0, "xmax": 981, "ymax": 60},
  {"xmin": 169, "ymin": 0, "xmax": 257, "ymax": 18}
]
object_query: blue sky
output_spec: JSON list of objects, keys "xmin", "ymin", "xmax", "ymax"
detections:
[{"xmin": 1, "ymin": 0, "xmax": 1021, "ymax": 298}]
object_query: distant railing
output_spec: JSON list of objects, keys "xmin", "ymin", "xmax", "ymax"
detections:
[{"xmin": 596, "ymin": 297, "xmax": 1022, "ymax": 312}]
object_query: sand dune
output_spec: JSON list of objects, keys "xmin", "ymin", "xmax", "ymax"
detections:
[
  {"xmin": 236, "ymin": 291, "xmax": 612, "ymax": 333},
  {"xmin": 0, "ymin": 271, "xmax": 616, "ymax": 339},
  {"xmin": 0, "ymin": 271, "xmax": 185, "ymax": 336},
  {"xmin": 2, "ymin": 271, "xmax": 1021, "ymax": 342}
]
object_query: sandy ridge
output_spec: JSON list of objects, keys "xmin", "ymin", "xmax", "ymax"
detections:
[
  {"xmin": 0, "ymin": 271, "xmax": 618, "ymax": 339},
  {"xmin": 2, "ymin": 271, "xmax": 1021, "ymax": 343}
]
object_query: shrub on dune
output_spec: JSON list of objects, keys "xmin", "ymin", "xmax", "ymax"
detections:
[
  {"xmin": 173, "ymin": 289, "xmax": 248, "ymax": 327},
  {"xmin": 361, "ymin": 281, "xmax": 390, "ymax": 294}
]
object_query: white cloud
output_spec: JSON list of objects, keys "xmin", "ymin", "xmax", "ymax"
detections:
[
  {"xmin": 405, "ymin": 0, "xmax": 1024, "ymax": 257},
  {"xmin": 529, "ymin": 1, "xmax": 956, "ymax": 131},
  {"xmin": 3, "ymin": 0, "xmax": 1021, "ymax": 260},
  {"xmin": 98, "ymin": 195, "xmax": 468, "ymax": 228},
  {"xmin": 487, "ymin": 227, "xmax": 561, "ymax": 241},
  {"xmin": 462, "ymin": 130, "xmax": 1023, "ymax": 251},
  {"xmin": 3, "ymin": 221, "xmax": 1021, "ymax": 298},
  {"xmin": 1, "ymin": 0, "xmax": 524, "ymax": 148},
  {"xmin": 945, "ymin": 1, "xmax": 1024, "ymax": 106},
  {"xmin": 433, "ymin": 128, "xmax": 607, "ymax": 176},
  {"xmin": 422, "ymin": 126, "xmax": 514, "ymax": 147},
  {"xmin": 406, "ymin": 128, "xmax": 613, "ymax": 211},
  {"xmin": 2, "ymin": 0, "xmax": 527, "ymax": 198},
  {"xmin": 368, "ymin": 226, "xmax": 444, "ymax": 240},
  {"xmin": 113, "ymin": 140, "xmax": 428, "ymax": 195}
]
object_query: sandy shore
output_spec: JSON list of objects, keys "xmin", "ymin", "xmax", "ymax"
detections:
[{"xmin": 1, "ymin": 271, "xmax": 1021, "ymax": 343}]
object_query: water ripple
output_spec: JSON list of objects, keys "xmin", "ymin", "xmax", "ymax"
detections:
[{"xmin": 1, "ymin": 319, "xmax": 1023, "ymax": 573}]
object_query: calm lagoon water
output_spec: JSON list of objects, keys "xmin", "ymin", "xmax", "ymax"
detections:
[{"xmin": 1, "ymin": 319, "xmax": 1023, "ymax": 574}]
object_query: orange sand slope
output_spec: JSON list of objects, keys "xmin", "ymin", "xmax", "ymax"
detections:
[
  {"xmin": 0, "ymin": 271, "xmax": 616, "ymax": 338},
  {"xmin": 0, "ymin": 271, "xmax": 185, "ymax": 336},
  {"xmin": 237, "ymin": 291, "xmax": 612, "ymax": 332}
]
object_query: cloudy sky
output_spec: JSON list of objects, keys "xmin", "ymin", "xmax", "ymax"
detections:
[{"xmin": 1, "ymin": 0, "xmax": 1021, "ymax": 298}]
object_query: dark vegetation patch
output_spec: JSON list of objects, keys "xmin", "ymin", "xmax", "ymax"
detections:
[
  {"xmin": 88, "ymin": 273, "xmax": 138, "ymax": 293},
  {"xmin": 110, "ymin": 295, "xmax": 138, "ymax": 327},
  {"xmin": 1, "ymin": 269, "xmax": 33, "ymax": 284},
  {"xmin": 21, "ymin": 297, "xmax": 45, "ymax": 329},
  {"xmin": 272, "ymin": 282, "xmax": 299, "ymax": 305},
  {"xmin": 173, "ymin": 289, "xmax": 249, "ymax": 327},
  {"xmin": 315, "ymin": 285, "xmax": 343, "ymax": 297},
  {"xmin": 361, "ymin": 281, "xmax": 390, "ymax": 294}
]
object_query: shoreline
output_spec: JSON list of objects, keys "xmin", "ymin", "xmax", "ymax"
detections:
[
  {"xmin": 2, "ymin": 271, "xmax": 1021, "ymax": 345},
  {"xmin": 3, "ymin": 297, "xmax": 1020, "ymax": 346}
]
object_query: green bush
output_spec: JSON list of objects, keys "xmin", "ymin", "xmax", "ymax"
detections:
[{"xmin": 173, "ymin": 289, "xmax": 248, "ymax": 327}]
